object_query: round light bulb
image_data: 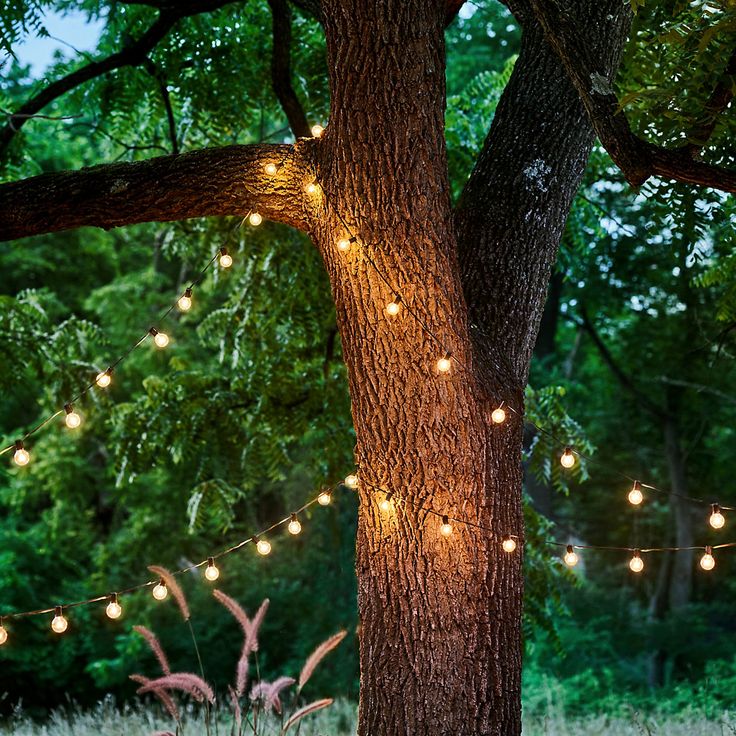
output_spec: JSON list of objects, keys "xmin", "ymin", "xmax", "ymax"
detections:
[
  {"xmin": 177, "ymin": 291, "xmax": 192, "ymax": 312},
  {"xmin": 379, "ymin": 494, "xmax": 393, "ymax": 512},
  {"xmin": 502, "ymin": 536, "xmax": 517, "ymax": 553},
  {"xmin": 437, "ymin": 356, "xmax": 452, "ymax": 374},
  {"xmin": 386, "ymin": 301, "xmax": 401, "ymax": 316},
  {"xmin": 249, "ymin": 212, "xmax": 263, "ymax": 227},
  {"xmin": 317, "ymin": 490, "xmax": 332, "ymax": 506},
  {"xmin": 51, "ymin": 608, "xmax": 68, "ymax": 634},
  {"xmin": 13, "ymin": 443, "xmax": 30, "ymax": 467},
  {"xmin": 219, "ymin": 252, "xmax": 233, "ymax": 268},
  {"xmin": 629, "ymin": 553, "xmax": 644, "ymax": 573},
  {"xmin": 700, "ymin": 546, "xmax": 716, "ymax": 571},
  {"xmin": 106, "ymin": 596, "xmax": 122, "ymax": 620},
  {"xmin": 440, "ymin": 516, "xmax": 453, "ymax": 537},
  {"xmin": 491, "ymin": 407, "xmax": 507, "ymax": 425},
  {"xmin": 264, "ymin": 163, "xmax": 278, "ymax": 175},
  {"xmin": 563, "ymin": 546, "xmax": 579, "ymax": 567},
  {"xmin": 96, "ymin": 370, "xmax": 112, "ymax": 388},
  {"xmin": 204, "ymin": 559, "xmax": 220, "ymax": 581},
  {"xmin": 64, "ymin": 409, "xmax": 81, "ymax": 430},
  {"xmin": 709, "ymin": 505, "xmax": 725, "ymax": 530},
  {"xmin": 152, "ymin": 582, "xmax": 168, "ymax": 601},
  {"xmin": 256, "ymin": 538, "xmax": 272, "ymax": 556},
  {"xmin": 154, "ymin": 331, "xmax": 169, "ymax": 348},
  {"xmin": 337, "ymin": 238, "xmax": 352, "ymax": 252},
  {"xmin": 560, "ymin": 448, "xmax": 576, "ymax": 468},
  {"xmin": 305, "ymin": 182, "xmax": 318, "ymax": 195},
  {"xmin": 0, "ymin": 625, "xmax": 7, "ymax": 645},
  {"xmin": 311, "ymin": 124, "xmax": 324, "ymax": 138},
  {"xmin": 288, "ymin": 514, "xmax": 302, "ymax": 535},
  {"xmin": 628, "ymin": 485, "xmax": 643, "ymax": 506},
  {"xmin": 344, "ymin": 474, "xmax": 359, "ymax": 489}
]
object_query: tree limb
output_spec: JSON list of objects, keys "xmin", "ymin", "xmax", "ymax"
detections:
[
  {"xmin": 526, "ymin": 0, "xmax": 736, "ymax": 193},
  {"xmin": 267, "ymin": 0, "xmax": 311, "ymax": 138},
  {"xmin": 0, "ymin": 143, "xmax": 316, "ymax": 241},
  {"xmin": 142, "ymin": 58, "xmax": 179, "ymax": 154}
]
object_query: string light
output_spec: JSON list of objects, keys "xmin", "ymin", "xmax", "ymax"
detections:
[
  {"xmin": 13, "ymin": 440, "xmax": 30, "ymax": 467},
  {"xmin": 177, "ymin": 288, "xmax": 193, "ymax": 312},
  {"xmin": 440, "ymin": 515, "xmax": 453, "ymax": 537},
  {"xmin": 310, "ymin": 124, "xmax": 324, "ymax": 138},
  {"xmin": 710, "ymin": 504, "xmax": 726, "ymax": 530},
  {"xmin": 337, "ymin": 237, "xmax": 356, "ymax": 252},
  {"xmin": 219, "ymin": 247, "xmax": 233, "ymax": 268},
  {"xmin": 64, "ymin": 403, "xmax": 82, "ymax": 429},
  {"xmin": 378, "ymin": 492, "xmax": 394, "ymax": 512},
  {"xmin": 204, "ymin": 557, "xmax": 220, "ymax": 581},
  {"xmin": 629, "ymin": 551, "xmax": 644, "ymax": 573},
  {"xmin": 385, "ymin": 297, "xmax": 401, "ymax": 316},
  {"xmin": 317, "ymin": 489, "xmax": 332, "ymax": 506},
  {"xmin": 437, "ymin": 355, "xmax": 452, "ymax": 374},
  {"xmin": 255, "ymin": 536, "xmax": 272, "ymax": 556},
  {"xmin": 700, "ymin": 546, "xmax": 716, "ymax": 570},
  {"xmin": 560, "ymin": 447, "xmax": 576, "ymax": 469},
  {"xmin": 305, "ymin": 182, "xmax": 319, "ymax": 195},
  {"xmin": 564, "ymin": 545, "xmax": 579, "ymax": 567},
  {"xmin": 491, "ymin": 406, "xmax": 507, "ymax": 425},
  {"xmin": 628, "ymin": 480, "xmax": 643, "ymax": 506},
  {"xmin": 288, "ymin": 513, "xmax": 302, "ymax": 535},
  {"xmin": 149, "ymin": 327, "xmax": 170, "ymax": 349},
  {"xmin": 152, "ymin": 580, "xmax": 168, "ymax": 601},
  {"xmin": 249, "ymin": 212, "xmax": 263, "ymax": 227},
  {"xmin": 105, "ymin": 593, "xmax": 122, "ymax": 620},
  {"xmin": 95, "ymin": 369, "xmax": 112, "ymax": 388},
  {"xmin": 51, "ymin": 607, "xmax": 68, "ymax": 634},
  {"xmin": 344, "ymin": 474, "xmax": 359, "ymax": 489},
  {"xmin": 264, "ymin": 163, "xmax": 278, "ymax": 175},
  {"xmin": 0, "ymin": 623, "xmax": 7, "ymax": 645},
  {"xmin": 502, "ymin": 535, "xmax": 517, "ymax": 553}
]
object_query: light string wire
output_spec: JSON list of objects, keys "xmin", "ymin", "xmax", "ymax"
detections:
[
  {"xmin": 0, "ymin": 481, "xmax": 340, "ymax": 622},
  {"xmin": 311, "ymin": 160, "xmax": 734, "ymax": 516}
]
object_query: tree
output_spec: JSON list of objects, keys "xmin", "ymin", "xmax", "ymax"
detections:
[{"xmin": 1, "ymin": 1, "xmax": 734, "ymax": 733}]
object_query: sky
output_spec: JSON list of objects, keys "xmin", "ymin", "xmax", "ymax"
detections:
[{"xmin": 9, "ymin": 9, "xmax": 104, "ymax": 77}]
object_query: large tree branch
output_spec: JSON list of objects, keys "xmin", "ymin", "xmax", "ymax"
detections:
[
  {"xmin": 0, "ymin": 142, "xmax": 316, "ymax": 241},
  {"xmin": 0, "ymin": 0, "xmax": 236, "ymax": 156},
  {"xmin": 526, "ymin": 0, "xmax": 736, "ymax": 193},
  {"xmin": 267, "ymin": 0, "xmax": 311, "ymax": 138}
]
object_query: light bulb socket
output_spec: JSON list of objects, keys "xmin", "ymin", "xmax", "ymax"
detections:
[
  {"xmin": 633, "ymin": 549, "xmax": 641, "ymax": 558},
  {"xmin": 348, "ymin": 236, "xmax": 357, "ymax": 243},
  {"xmin": 64, "ymin": 403, "xmax": 73, "ymax": 415},
  {"xmin": 207, "ymin": 557, "xmax": 215, "ymax": 568},
  {"xmin": 184, "ymin": 288, "xmax": 192, "ymax": 298},
  {"xmin": 632, "ymin": 480, "xmax": 641, "ymax": 491},
  {"xmin": 442, "ymin": 515, "xmax": 450, "ymax": 525},
  {"xmin": 55, "ymin": 606, "xmax": 63, "ymax": 617},
  {"xmin": 14, "ymin": 439, "xmax": 24, "ymax": 452},
  {"xmin": 393, "ymin": 295, "xmax": 402, "ymax": 305},
  {"xmin": 705, "ymin": 545, "xmax": 713, "ymax": 555},
  {"xmin": 566, "ymin": 545, "xmax": 574, "ymax": 554},
  {"xmin": 109, "ymin": 593, "xmax": 119, "ymax": 605},
  {"xmin": 712, "ymin": 503, "xmax": 721, "ymax": 514},
  {"xmin": 149, "ymin": 327, "xmax": 159, "ymax": 337},
  {"xmin": 252, "ymin": 535, "xmax": 260, "ymax": 544},
  {"xmin": 290, "ymin": 513, "xmax": 298, "ymax": 522},
  {"xmin": 220, "ymin": 246, "xmax": 228, "ymax": 256}
]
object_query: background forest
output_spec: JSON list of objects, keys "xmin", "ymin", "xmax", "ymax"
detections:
[{"xmin": 1, "ymin": 1, "xmax": 736, "ymax": 732}]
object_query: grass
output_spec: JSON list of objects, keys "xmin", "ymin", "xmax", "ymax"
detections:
[{"xmin": 2, "ymin": 700, "xmax": 735, "ymax": 735}]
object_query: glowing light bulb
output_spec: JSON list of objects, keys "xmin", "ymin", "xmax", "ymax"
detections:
[
  {"xmin": 560, "ymin": 447, "xmax": 576, "ymax": 469},
  {"xmin": 51, "ymin": 607, "xmax": 68, "ymax": 634},
  {"xmin": 219, "ymin": 247, "xmax": 233, "ymax": 268},
  {"xmin": 563, "ymin": 545, "xmax": 579, "ymax": 567},
  {"xmin": 149, "ymin": 328, "xmax": 169, "ymax": 348},
  {"xmin": 629, "ymin": 551, "xmax": 644, "ymax": 573},
  {"xmin": 311, "ymin": 124, "xmax": 324, "ymax": 138},
  {"xmin": 96, "ymin": 369, "xmax": 112, "ymax": 388},
  {"xmin": 13, "ymin": 440, "xmax": 29, "ymax": 467},
  {"xmin": 502, "ymin": 536, "xmax": 517, "ymax": 553},
  {"xmin": 437, "ymin": 356, "xmax": 452, "ymax": 374},
  {"xmin": 152, "ymin": 581, "xmax": 168, "ymax": 601},
  {"xmin": 264, "ymin": 163, "xmax": 278, "ymax": 175},
  {"xmin": 337, "ymin": 238, "xmax": 353, "ymax": 252},
  {"xmin": 491, "ymin": 407, "xmax": 507, "ymax": 425},
  {"xmin": 305, "ymin": 182, "xmax": 318, "ymax": 195},
  {"xmin": 440, "ymin": 515, "xmax": 453, "ymax": 537},
  {"xmin": 379, "ymin": 492, "xmax": 393, "ymax": 512},
  {"xmin": 318, "ymin": 490, "xmax": 332, "ymax": 506},
  {"xmin": 0, "ymin": 625, "xmax": 7, "ymax": 645},
  {"xmin": 288, "ymin": 513, "xmax": 302, "ymax": 535},
  {"xmin": 628, "ymin": 481, "xmax": 643, "ymax": 506},
  {"xmin": 700, "ymin": 546, "xmax": 715, "ymax": 571},
  {"xmin": 106, "ymin": 594, "xmax": 122, "ymax": 620},
  {"xmin": 709, "ymin": 504, "xmax": 725, "ymax": 530},
  {"xmin": 178, "ymin": 288, "xmax": 193, "ymax": 312},
  {"xmin": 385, "ymin": 298, "xmax": 401, "ymax": 316},
  {"xmin": 204, "ymin": 558, "xmax": 220, "ymax": 582},
  {"xmin": 344, "ymin": 474, "xmax": 359, "ymax": 489},
  {"xmin": 64, "ymin": 404, "xmax": 82, "ymax": 429},
  {"xmin": 256, "ymin": 537, "xmax": 272, "ymax": 556},
  {"xmin": 249, "ymin": 212, "xmax": 263, "ymax": 227}
]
